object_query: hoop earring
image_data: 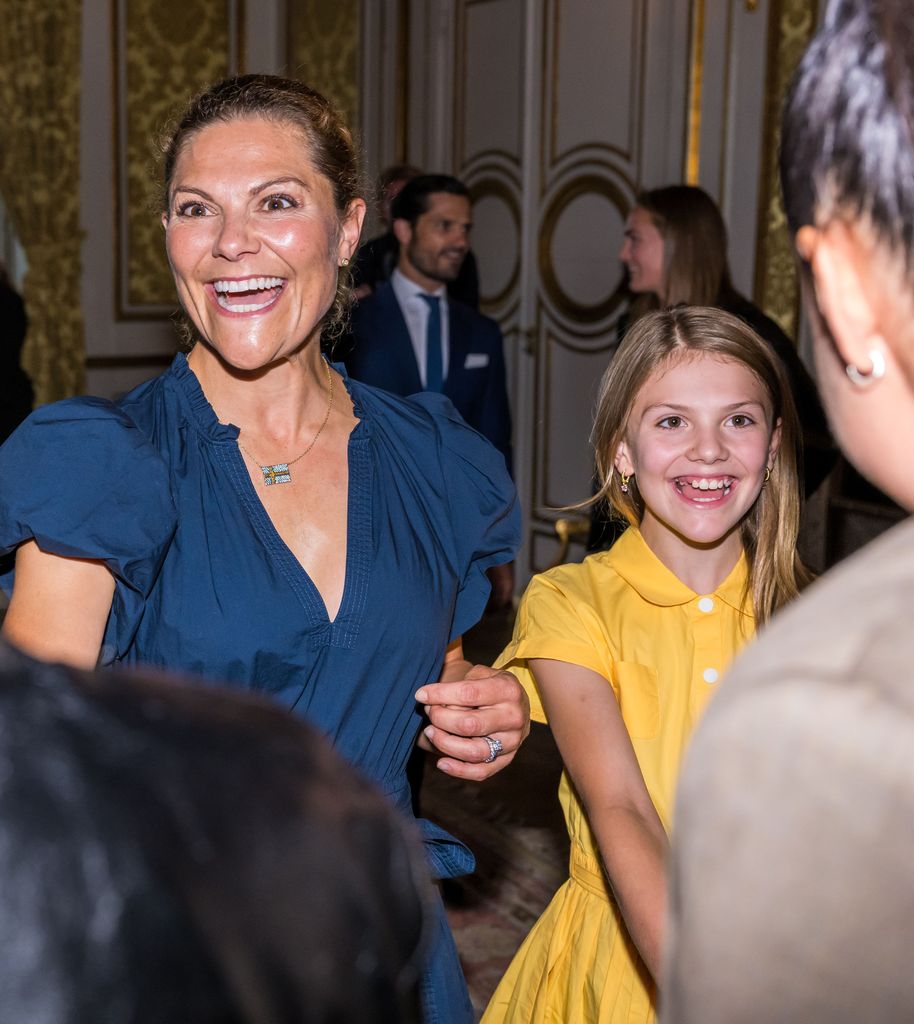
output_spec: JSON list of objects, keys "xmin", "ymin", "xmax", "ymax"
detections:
[
  {"xmin": 764, "ymin": 466, "xmax": 771, "ymax": 483},
  {"xmin": 620, "ymin": 472, "xmax": 631, "ymax": 494},
  {"xmin": 845, "ymin": 349, "xmax": 886, "ymax": 387}
]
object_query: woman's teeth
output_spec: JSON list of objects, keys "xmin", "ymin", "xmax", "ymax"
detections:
[
  {"xmin": 214, "ymin": 277, "xmax": 284, "ymax": 293},
  {"xmin": 213, "ymin": 277, "xmax": 285, "ymax": 313}
]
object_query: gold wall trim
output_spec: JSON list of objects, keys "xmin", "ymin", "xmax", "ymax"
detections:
[
  {"xmin": 753, "ymin": 0, "xmax": 818, "ymax": 339},
  {"xmin": 113, "ymin": 0, "xmax": 243, "ymax": 319},
  {"xmin": 684, "ymin": 0, "xmax": 705, "ymax": 184}
]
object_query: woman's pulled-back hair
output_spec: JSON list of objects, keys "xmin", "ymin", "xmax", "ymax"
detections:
[
  {"xmin": 590, "ymin": 306, "xmax": 811, "ymax": 625},
  {"xmin": 632, "ymin": 185, "xmax": 733, "ymax": 309},
  {"xmin": 160, "ymin": 73, "xmax": 364, "ymax": 340}
]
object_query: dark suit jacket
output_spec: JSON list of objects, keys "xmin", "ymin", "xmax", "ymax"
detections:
[{"xmin": 344, "ymin": 282, "xmax": 512, "ymax": 473}]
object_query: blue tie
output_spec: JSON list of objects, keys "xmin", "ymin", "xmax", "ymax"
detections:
[{"xmin": 419, "ymin": 293, "xmax": 444, "ymax": 393}]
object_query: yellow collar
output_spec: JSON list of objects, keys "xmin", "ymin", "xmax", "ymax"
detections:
[{"xmin": 607, "ymin": 528, "xmax": 751, "ymax": 613}]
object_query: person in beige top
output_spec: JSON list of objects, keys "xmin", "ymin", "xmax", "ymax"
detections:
[{"xmin": 663, "ymin": 2, "xmax": 914, "ymax": 1021}]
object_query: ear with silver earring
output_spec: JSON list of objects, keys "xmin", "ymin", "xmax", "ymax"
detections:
[{"xmin": 845, "ymin": 349, "xmax": 886, "ymax": 387}]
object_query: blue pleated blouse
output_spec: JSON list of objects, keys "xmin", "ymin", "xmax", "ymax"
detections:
[{"xmin": 0, "ymin": 354, "xmax": 520, "ymax": 876}]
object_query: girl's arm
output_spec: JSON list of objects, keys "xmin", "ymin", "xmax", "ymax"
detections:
[
  {"xmin": 531, "ymin": 656, "xmax": 669, "ymax": 979},
  {"xmin": 3, "ymin": 540, "xmax": 116, "ymax": 669}
]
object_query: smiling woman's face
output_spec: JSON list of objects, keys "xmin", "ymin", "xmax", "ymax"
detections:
[
  {"xmin": 619, "ymin": 206, "xmax": 666, "ymax": 299},
  {"xmin": 163, "ymin": 117, "xmax": 363, "ymax": 371}
]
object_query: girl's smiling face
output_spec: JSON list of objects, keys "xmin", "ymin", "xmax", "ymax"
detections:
[{"xmin": 615, "ymin": 352, "xmax": 781, "ymax": 572}]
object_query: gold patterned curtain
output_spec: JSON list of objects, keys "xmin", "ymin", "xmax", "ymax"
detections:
[
  {"xmin": 0, "ymin": 0, "xmax": 84, "ymax": 404},
  {"xmin": 287, "ymin": 0, "xmax": 361, "ymax": 129},
  {"xmin": 754, "ymin": 0, "xmax": 819, "ymax": 339}
]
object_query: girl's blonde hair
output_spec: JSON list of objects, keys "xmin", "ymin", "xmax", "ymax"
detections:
[{"xmin": 590, "ymin": 306, "xmax": 811, "ymax": 625}]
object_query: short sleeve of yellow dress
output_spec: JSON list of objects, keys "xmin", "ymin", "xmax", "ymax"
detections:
[{"xmin": 483, "ymin": 527, "xmax": 753, "ymax": 1024}]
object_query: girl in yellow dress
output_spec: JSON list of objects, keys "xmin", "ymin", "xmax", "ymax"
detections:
[{"xmin": 482, "ymin": 306, "xmax": 811, "ymax": 1023}]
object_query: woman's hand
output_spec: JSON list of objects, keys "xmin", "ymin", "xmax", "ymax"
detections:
[
  {"xmin": 415, "ymin": 639, "xmax": 530, "ymax": 780},
  {"xmin": 3, "ymin": 540, "xmax": 115, "ymax": 669}
]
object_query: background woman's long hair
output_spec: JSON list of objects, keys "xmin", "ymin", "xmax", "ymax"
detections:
[{"xmin": 628, "ymin": 185, "xmax": 734, "ymax": 315}]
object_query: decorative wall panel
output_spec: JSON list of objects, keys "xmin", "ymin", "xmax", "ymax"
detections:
[
  {"xmin": 754, "ymin": 0, "xmax": 818, "ymax": 338},
  {"xmin": 287, "ymin": 0, "xmax": 361, "ymax": 130},
  {"xmin": 114, "ymin": 0, "xmax": 242, "ymax": 317}
]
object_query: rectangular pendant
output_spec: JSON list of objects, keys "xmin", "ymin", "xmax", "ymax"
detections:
[{"xmin": 261, "ymin": 463, "xmax": 292, "ymax": 486}]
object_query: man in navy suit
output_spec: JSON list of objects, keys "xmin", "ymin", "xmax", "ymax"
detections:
[{"xmin": 345, "ymin": 174, "xmax": 512, "ymax": 477}]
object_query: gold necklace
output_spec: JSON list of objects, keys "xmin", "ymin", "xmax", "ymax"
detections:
[{"xmin": 237, "ymin": 361, "xmax": 334, "ymax": 486}]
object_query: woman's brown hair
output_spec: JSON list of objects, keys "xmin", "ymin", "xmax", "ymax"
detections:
[
  {"xmin": 629, "ymin": 185, "xmax": 733, "ymax": 315},
  {"xmin": 590, "ymin": 306, "xmax": 811, "ymax": 625}
]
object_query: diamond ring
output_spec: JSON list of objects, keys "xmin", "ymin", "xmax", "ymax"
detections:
[{"xmin": 483, "ymin": 735, "xmax": 503, "ymax": 763}]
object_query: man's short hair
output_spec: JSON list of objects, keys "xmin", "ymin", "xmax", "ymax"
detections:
[
  {"xmin": 0, "ymin": 641, "xmax": 426, "ymax": 1023},
  {"xmin": 780, "ymin": 0, "xmax": 914, "ymax": 275},
  {"xmin": 390, "ymin": 174, "xmax": 470, "ymax": 226}
]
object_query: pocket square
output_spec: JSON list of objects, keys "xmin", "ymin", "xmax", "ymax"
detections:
[{"xmin": 464, "ymin": 353, "xmax": 490, "ymax": 369}]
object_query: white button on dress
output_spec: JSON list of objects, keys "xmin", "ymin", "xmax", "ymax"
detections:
[
  {"xmin": 697, "ymin": 596, "xmax": 714, "ymax": 613},
  {"xmin": 703, "ymin": 667, "xmax": 719, "ymax": 684}
]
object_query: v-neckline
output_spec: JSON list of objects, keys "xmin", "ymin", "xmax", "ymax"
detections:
[{"xmin": 171, "ymin": 354, "xmax": 373, "ymax": 648}]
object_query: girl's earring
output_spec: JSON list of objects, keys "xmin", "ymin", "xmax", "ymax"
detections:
[
  {"xmin": 764, "ymin": 466, "xmax": 771, "ymax": 483},
  {"xmin": 339, "ymin": 256, "xmax": 350, "ymax": 268},
  {"xmin": 620, "ymin": 472, "xmax": 631, "ymax": 493}
]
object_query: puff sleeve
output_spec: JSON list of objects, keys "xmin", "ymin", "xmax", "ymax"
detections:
[
  {"xmin": 0, "ymin": 399, "xmax": 177, "ymax": 658},
  {"xmin": 495, "ymin": 572, "xmax": 615, "ymax": 723},
  {"xmin": 410, "ymin": 393, "xmax": 520, "ymax": 643}
]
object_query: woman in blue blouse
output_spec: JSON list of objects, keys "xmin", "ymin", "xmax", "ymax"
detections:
[{"xmin": 0, "ymin": 75, "xmax": 527, "ymax": 1023}]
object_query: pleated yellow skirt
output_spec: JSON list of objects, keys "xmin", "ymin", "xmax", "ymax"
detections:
[{"xmin": 482, "ymin": 849, "xmax": 656, "ymax": 1024}]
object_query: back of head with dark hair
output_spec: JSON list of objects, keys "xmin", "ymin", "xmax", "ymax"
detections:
[
  {"xmin": 390, "ymin": 174, "xmax": 470, "ymax": 226},
  {"xmin": 781, "ymin": 0, "xmax": 914, "ymax": 275},
  {"xmin": 0, "ymin": 641, "xmax": 425, "ymax": 1024}
]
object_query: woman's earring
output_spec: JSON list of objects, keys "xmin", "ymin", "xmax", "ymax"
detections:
[
  {"xmin": 845, "ymin": 349, "xmax": 886, "ymax": 387},
  {"xmin": 620, "ymin": 472, "xmax": 631, "ymax": 493},
  {"xmin": 764, "ymin": 466, "xmax": 771, "ymax": 483},
  {"xmin": 339, "ymin": 257, "xmax": 350, "ymax": 268}
]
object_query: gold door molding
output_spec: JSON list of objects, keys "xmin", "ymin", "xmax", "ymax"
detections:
[{"xmin": 113, "ymin": 0, "xmax": 243, "ymax": 319}]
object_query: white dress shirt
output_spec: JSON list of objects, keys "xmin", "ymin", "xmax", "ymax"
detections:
[{"xmin": 390, "ymin": 269, "xmax": 450, "ymax": 388}]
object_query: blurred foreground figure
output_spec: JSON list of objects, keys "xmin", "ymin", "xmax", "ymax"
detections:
[
  {"xmin": 0, "ymin": 640, "xmax": 425, "ymax": 1024},
  {"xmin": 665, "ymin": 2, "xmax": 914, "ymax": 1021}
]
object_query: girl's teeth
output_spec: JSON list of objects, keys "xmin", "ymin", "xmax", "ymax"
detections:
[{"xmin": 688, "ymin": 478, "xmax": 729, "ymax": 490}]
